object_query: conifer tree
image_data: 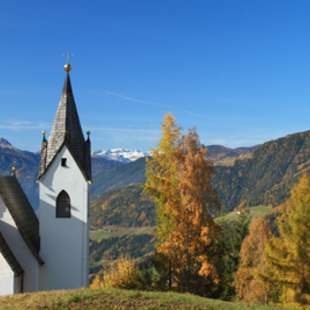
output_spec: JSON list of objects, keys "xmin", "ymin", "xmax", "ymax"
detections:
[
  {"xmin": 261, "ymin": 174, "xmax": 310, "ymax": 305},
  {"xmin": 144, "ymin": 114, "xmax": 181, "ymax": 288},
  {"xmin": 144, "ymin": 113, "xmax": 181, "ymax": 244},
  {"xmin": 216, "ymin": 208, "xmax": 250, "ymax": 300}
]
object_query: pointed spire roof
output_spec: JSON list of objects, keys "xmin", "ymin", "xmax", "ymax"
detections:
[{"xmin": 38, "ymin": 67, "xmax": 91, "ymax": 181}]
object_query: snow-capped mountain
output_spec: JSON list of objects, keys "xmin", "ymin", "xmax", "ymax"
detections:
[{"xmin": 93, "ymin": 148, "xmax": 147, "ymax": 163}]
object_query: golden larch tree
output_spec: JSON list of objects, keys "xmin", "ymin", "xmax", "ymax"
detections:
[
  {"xmin": 145, "ymin": 118, "xmax": 221, "ymax": 294},
  {"xmin": 144, "ymin": 114, "xmax": 181, "ymax": 288},
  {"xmin": 262, "ymin": 174, "xmax": 310, "ymax": 305},
  {"xmin": 144, "ymin": 113, "xmax": 181, "ymax": 243}
]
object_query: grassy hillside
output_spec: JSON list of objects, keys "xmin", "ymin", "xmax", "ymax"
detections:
[
  {"xmin": 89, "ymin": 226, "xmax": 155, "ymax": 274},
  {"xmin": 0, "ymin": 287, "xmax": 285, "ymax": 310},
  {"xmin": 215, "ymin": 205, "xmax": 273, "ymax": 224}
]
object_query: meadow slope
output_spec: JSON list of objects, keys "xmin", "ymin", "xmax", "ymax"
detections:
[{"xmin": 0, "ymin": 288, "xmax": 285, "ymax": 310}]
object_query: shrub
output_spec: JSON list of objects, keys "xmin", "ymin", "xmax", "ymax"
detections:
[{"xmin": 103, "ymin": 258, "xmax": 143, "ymax": 289}]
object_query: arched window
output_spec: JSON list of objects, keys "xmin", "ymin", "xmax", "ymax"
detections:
[{"xmin": 56, "ymin": 190, "xmax": 71, "ymax": 218}]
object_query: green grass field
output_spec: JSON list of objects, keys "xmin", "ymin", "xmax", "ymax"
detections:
[
  {"xmin": 90, "ymin": 225, "xmax": 155, "ymax": 242},
  {"xmin": 0, "ymin": 288, "xmax": 286, "ymax": 310},
  {"xmin": 215, "ymin": 205, "xmax": 273, "ymax": 224}
]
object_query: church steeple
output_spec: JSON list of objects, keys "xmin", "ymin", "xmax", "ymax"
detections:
[
  {"xmin": 38, "ymin": 64, "xmax": 91, "ymax": 181},
  {"xmin": 38, "ymin": 61, "xmax": 91, "ymax": 291}
]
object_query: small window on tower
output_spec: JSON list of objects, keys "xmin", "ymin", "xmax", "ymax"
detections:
[
  {"xmin": 56, "ymin": 190, "xmax": 71, "ymax": 218},
  {"xmin": 61, "ymin": 158, "xmax": 67, "ymax": 167}
]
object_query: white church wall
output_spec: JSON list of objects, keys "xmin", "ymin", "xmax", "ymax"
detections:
[
  {"xmin": 0, "ymin": 252, "xmax": 15, "ymax": 296},
  {"xmin": 0, "ymin": 198, "xmax": 39, "ymax": 292},
  {"xmin": 38, "ymin": 145, "xmax": 89, "ymax": 290}
]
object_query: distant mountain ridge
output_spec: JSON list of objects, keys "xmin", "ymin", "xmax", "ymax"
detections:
[
  {"xmin": 93, "ymin": 146, "xmax": 255, "ymax": 164},
  {"xmin": 0, "ymin": 140, "xmax": 250, "ymax": 207},
  {"xmin": 0, "ymin": 130, "xmax": 309, "ymax": 212},
  {"xmin": 0, "ymin": 138, "xmax": 17, "ymax": 149},
  {"xmin": 0, "ymin": 139, "xmax": 40, "ymax": 208}
]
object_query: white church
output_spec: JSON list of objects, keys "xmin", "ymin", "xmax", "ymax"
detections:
[{"xmin": 0, "ymin": 63, "xmax": 91, "ymax": 295}]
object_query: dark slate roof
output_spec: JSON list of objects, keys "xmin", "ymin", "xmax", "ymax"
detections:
[
  {"xmin": 0, "ymin": 176, "xmax": 44, "ymax": 265},
  {"xmin": 38, "ymin": 72, "xmax": 91, "ymax": 181},
  {"xmin": 0, "ymin": 232, "xmax": 23, "ymax": 276}
]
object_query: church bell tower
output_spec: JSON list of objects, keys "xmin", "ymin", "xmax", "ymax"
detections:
[{"xmin": 37, "ymin": 63, "xmax": 91, "ymax": 290}]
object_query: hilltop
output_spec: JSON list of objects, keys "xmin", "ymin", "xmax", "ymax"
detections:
[{"xmin": 0, "ymin": 287, "xmax": 283, "ymax": 310}]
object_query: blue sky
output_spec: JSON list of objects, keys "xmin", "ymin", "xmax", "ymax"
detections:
[{"xmin": 0, "ymin": 0, "xmax": 310, "ymax": 152}]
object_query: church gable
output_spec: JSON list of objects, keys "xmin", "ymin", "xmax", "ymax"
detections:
[
  {"xmin": 40, "ymin": 144, "xmax": 87, "ymax": 186},
  {"xmin": 39, "ymin": 145, "xmax": 88, "ymax": 218}
]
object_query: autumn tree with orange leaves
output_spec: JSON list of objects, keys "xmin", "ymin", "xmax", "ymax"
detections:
[
  {"xmin": 235, "ymin": 216, "xmax": 273, "ymax": 303},
  {"xmin": 145, "ymin": 114, "xmax": 221, "ymax": 295}
]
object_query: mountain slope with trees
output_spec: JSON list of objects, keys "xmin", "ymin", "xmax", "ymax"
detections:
[
  {"xmin": 92, "ymin": 130, "xmax": 310, "ymax": 212},
  {"xmin": 213, "ymin": 130, "xmax": 310, "ymax": 210}
]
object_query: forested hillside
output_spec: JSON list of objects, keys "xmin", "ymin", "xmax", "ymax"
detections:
[
  {"xmin": 91, "ymin": 184, "xmax": 155, "ymax": 229},
  {"xmin": 92, "ymin": 130, "xmax": 310, "ymax": 212},
  {"xmin": 213, "ymin": 130, "xmax": 310, "ymax": 210},
  {"xmin": 91, "ymin": 158, "xmax": 146, "ymax": 200}
]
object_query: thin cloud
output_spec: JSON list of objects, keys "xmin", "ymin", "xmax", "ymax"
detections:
[
  {"xmin": 104, "ymin": 90, "xmax": 173, "ymax": 109},
  {"xmin": 88, "ymin": 126, "xmax": 160, "ymax": 135},
  {"xmin": 0, "ymin": 121, "xmax": 49, "ymax": 131},
  {"xmin": 104, "ymin": 90, "xmax": 210, "ymax": 121}
]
